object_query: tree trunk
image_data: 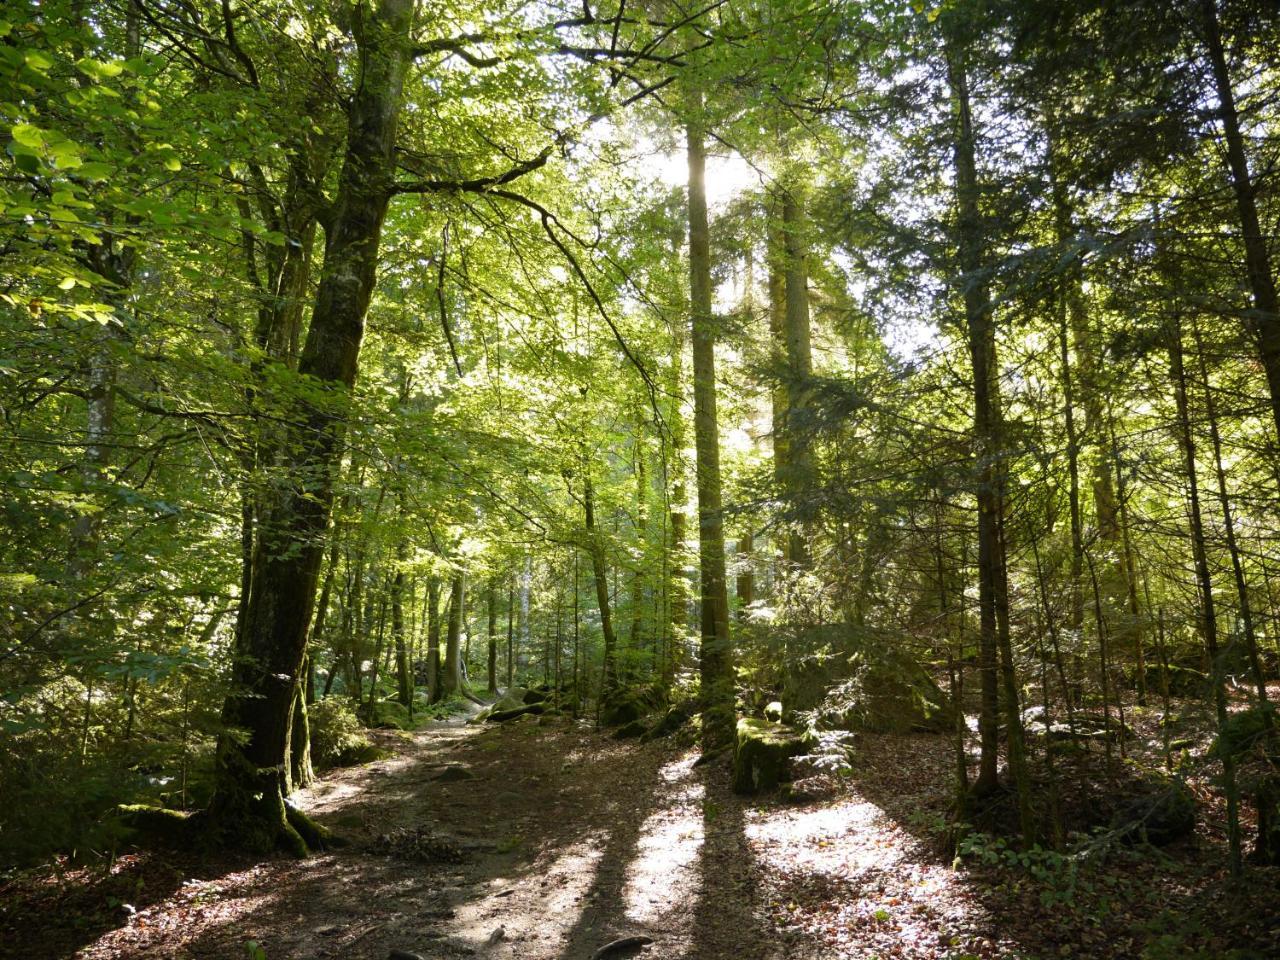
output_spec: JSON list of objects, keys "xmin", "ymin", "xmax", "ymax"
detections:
[
  {"xmin": 781, "ymin": 186, "xmax": 814, "ymax": 567},
  {"xmin": 945, "ymin": 38, "xmax": 1003, "ymax": 801},
  {"xmin": 1169, "ymin": 314, "xmax": 1243, "ymax": 876},
  {"xmin": 585, "ymin": 473, "xmax": 619, "ymax": 692},
  {"xmin": 442, "ymin": 570, "xmax": 464, "ymax": 698},
  {"xmin": 1201, "ymin": 0, "xmax": 1280, "ymax": 450},
  {"xmin": 206, "ymin": 0, "xmax": 415, "ymax": 855},
  {"xmin": 487, "ymin": 582, "xmax": 498, "ymax": 694},
  {"xmin": 686, "ymin": 85, "xmax": 735, "ymax": 751},
  {"xmin": 392, "ymin": 545, "xmax": 411, "ymax": 708},
  {"xmin": 427, "ymin": 575, "xmax": 442, "ymax": 702}
]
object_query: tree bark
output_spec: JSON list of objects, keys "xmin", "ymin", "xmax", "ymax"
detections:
[
  {"xmin": 487, "ymin": 582, "xmax": 498, "ymax": 694},
  {"xmin": 1169, "ymin": 314, "xmax": 1243, "ymax": 876},
  {"xmin": 780, "ymin": 186, "xmax": 814, "ymax": 567},
  {"xmin": 585, "ymin": 473, "xmax": 619, "ymax": 692},
  {"xmin": 442, "ymin": 571, "xmax": 464, "ymax": 698},
  {"xmin": 1201, "ymin": 0, "xmax": 1280, "ymax": 451},
  {"xmin": 686, "ymin": 85, "xmax": 735, "ymax": 751},
  {"xmin": 207, "ymin": 0, "xmax": 415, "ymax": 855}
]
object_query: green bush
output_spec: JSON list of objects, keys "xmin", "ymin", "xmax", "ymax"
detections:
[{"xmin": 309, "ymin": 698, "xmax": 384, "ymax": 768}]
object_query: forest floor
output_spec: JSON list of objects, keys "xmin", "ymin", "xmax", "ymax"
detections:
[{"xmin": 3, "ymin": 700, "xmax": 1280, "ymax": 960}]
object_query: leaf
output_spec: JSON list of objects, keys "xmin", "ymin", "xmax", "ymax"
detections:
[
  {"xmin": 76, "ymin": 57, "xmax": 124, "ymax": 81},
  {"xmin": 58, "ymin": 277, "xmax": 76, "ymax": 290},
  {"xmin": 163, "ymin": 156, "xmax": 182, "ymax": 172},
  {"xmin": 24, "ymin": 49, "xmax": 54, "ymax": 72},
  {"xmin": 10, "ymin": 124, "xmax": 44, "ymax": 148}
]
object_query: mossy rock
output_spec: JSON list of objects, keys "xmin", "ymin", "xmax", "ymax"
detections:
[
  {"xmin": 601, "ymin": 696, "xmax": 644, "ymax": 727},
  {"xmin": 116, "ymin": 804, "xmax": 192, "ymax": 848},
  {"xmin": 782, "ymin": 627, "xmax": 954, "ymax": 734},
  {"xmin": 613, "ymin": 719, "xmax": 648, "ymax": 740},
  {"xmin": 732, "ymin": 717, "xmax": 805, "ymax": 795},
  {"xmin": 487, "ymin": 702, "xmax": 545, "ymax": 723},
  {"xmin": 1112, "ymin": 774, "xmax": 1196, "ymax": 846},
  {"xmin": 371, "ymin": 699, "xmax": 413, "ymax": 729},
  {"xmin": 641, "ymin": 702, "xmax": 695, "ymax": 743},
  {"xmin": 1210, "ymin": 704, "xmax": 1277, "ymax": 760}
]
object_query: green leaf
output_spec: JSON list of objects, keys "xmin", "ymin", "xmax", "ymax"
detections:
[
  {"xmin": 76, "ymin": 57, "xmax": 125, "ymax": 81},
  {"xmin": 58, "ymin": 276, "xmax": 76, "ymax": 290},
  {"xmin": 24, "ymin": 50, "xmax": 54, "ymax": 72},
  {"xmin": 11, "ymin": 124, "xmax": 44, "ymax": 149},
  {"xmin": 77, "ymin": 161, "xmax": 114, "ymax": 181}
]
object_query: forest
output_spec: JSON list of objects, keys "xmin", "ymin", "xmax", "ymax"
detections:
[{"xmin": 2, "ymin": 0, "xmax": 1280, "ymax": 957}]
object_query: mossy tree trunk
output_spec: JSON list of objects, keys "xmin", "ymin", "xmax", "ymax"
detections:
[{"xmin": 206, "ymin": 0, "xmax": 415, "ymax": 855}]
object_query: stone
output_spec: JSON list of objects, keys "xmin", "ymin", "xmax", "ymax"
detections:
[
  {"xmin": 434, "ymin": 765, "xmax": 476, "ymax": 783},
  {"xmin": 732, "ymin": 717, "xmax": 805, "ymax": 794}
]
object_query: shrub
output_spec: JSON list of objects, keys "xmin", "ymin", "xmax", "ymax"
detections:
[{"xmin": 309, "ymin": 698, "xmax": 383, "ymax": 768}]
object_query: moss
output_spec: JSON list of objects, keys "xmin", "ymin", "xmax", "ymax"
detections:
[
  {"xmin": 285, "ymin": 802, "xmax": 340, "ymax": 851},
  {"xmin": 116, "ymin": 804, "xmax": 192, "ymax": 848},
  {"xmin": 732, "ymin": 717, "xmax": 804, "ymax": 795},
  {"xmin": 613, "ymin": 719, "xmax": 647, "ymax": 739}
]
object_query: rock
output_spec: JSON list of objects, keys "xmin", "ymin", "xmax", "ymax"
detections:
[
  {"xmin": 591, "ymin": 935, "xmax": 655, "ymax": 959},
  {"xmin": 389, "ymin": 951, "xmax": 425, "ymax": 960},
  {"xmin": 434, "ymin": 765, "xmax": 476, "ymax": 783},
  {"xmin": 487, "ymin": 703, "xmax": 545, "ymax": 723},
  {"xmin": 613, "ymin": 719, "xmax": 648, "ymax": 739},
  {"xmin": 523, "ymin": 687, "xmax": 549, "ymax": 705},
  {"xmin": 782, "ymin": 627, "xmax": 955, "ymax": 734},
  {"xmin": 1113, "ymin": 774, "xmax": 1196, "ymax": 846},
  {"xmin": 371, "ymin": 826, "xmax": 466, "ymax": 863},
  {"xmin": 487, "ymin": 926, "xmax": 506, "ymax": 945},
  {"xmin": 732, "ymin": 717, "xmax": 805, "ymax": 794},
  {"xmin": 641, "ymin": 702, "xmax": 694, "ymax": 743},
  {"xmin": 764, "ymin": 701, "xmax": 783, "ymax": 722},
  {"xmin": 601, "ymin": 697, "xmax": 644, "ymax": 727}
]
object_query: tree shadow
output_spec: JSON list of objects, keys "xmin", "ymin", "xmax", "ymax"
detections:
[
  {"xmin": 688, "ymin": 762, "xmax": 778, "ymax": 960},
  {"xmin": 0, "ymin": 846, "xmax": 259, "ymax": 960}
]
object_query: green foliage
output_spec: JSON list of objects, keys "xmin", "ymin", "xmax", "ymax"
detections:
[{"xmin": 308, "ymin": 699, "xmax": 384, "ymax": 769}]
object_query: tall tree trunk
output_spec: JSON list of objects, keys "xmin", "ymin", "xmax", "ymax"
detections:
[
  {"xmin": 945, "ymin": 37, "xmax": 1002, "ymax": 801},
  {"xmin": 427, "ymin": 575, "xmax": 442, "ymax": 702},
  {"xmin": 207, "ymin": 0, "xmax": 415, "ymax": 855},
  {"xmin": 736, "ymin": 534, "xmax": 754, "ymax": 618},
  {"xmin": 780, "ymin": 185, "xmax": 814, "ymax": 567},
  {"xmin": 506, "ymin": 579, "xmax": 515, "ymax": 688},
  {"xmin": 585, "ymin": 473, "xmax": 619, "ymax": 693},
  {"xmin": 1201, "ymin": 0, "xmax": 1280, "ymax": 450},
  {"xmin": 946, "ymin": 38, "xmax": 1031, "ymax": 833},
  {"xmin": 1169, "ymin": 314, "xmax": 1243, "ymax": 876},
  {"xmin": 442, "ymin": 570, "xmax": 464, "ymax": 698},
  {"xmin": 392, "ymin": 542, "xmax": 411, "ymax": 708},
  {"xmin": 686, "ymin": 85, "xmax": 735, "ymax": 751},
  {"xmin": 487, "ymin": 582, "xmax": 498, "ymax": 694}
]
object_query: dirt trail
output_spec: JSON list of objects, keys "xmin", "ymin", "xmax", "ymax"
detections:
[{"xmin": 65, "ymin": 712, "xmax": 780, "ymax": 960}]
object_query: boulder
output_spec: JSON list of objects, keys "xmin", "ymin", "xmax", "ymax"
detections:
[
  {"xmin": 780, "ymin": 626, "xmax": 954, "ymax": 734},
  {"xmin": 641, "ymin": 702, "xmax": 695, "ymax": 743},
  {"xmin": 487, "ymin": 702, "xmax": 545, "ymax": 723},
  {"xmin": 601, "ymin": 696, "xmax": 645, "ymax": 728},
  {"xmin": 612, "ymin": 719, "xmax": 648, "ymax": 740},
  {"xmin": 732, "ymin": 717, "xmax": 805, "ymax": 794},
  {"xmin": 1112, "ymin": 774, "xmax": 1196, "ymax": 846}
]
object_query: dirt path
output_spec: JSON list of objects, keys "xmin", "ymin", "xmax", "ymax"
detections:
[
  {"xmin": 10, "ymin": 708, "xmax": 1274, "ymax": 959},
  {"xmin": 51, "ymin": 712, "xmax": 779, "ymax": 960}
]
